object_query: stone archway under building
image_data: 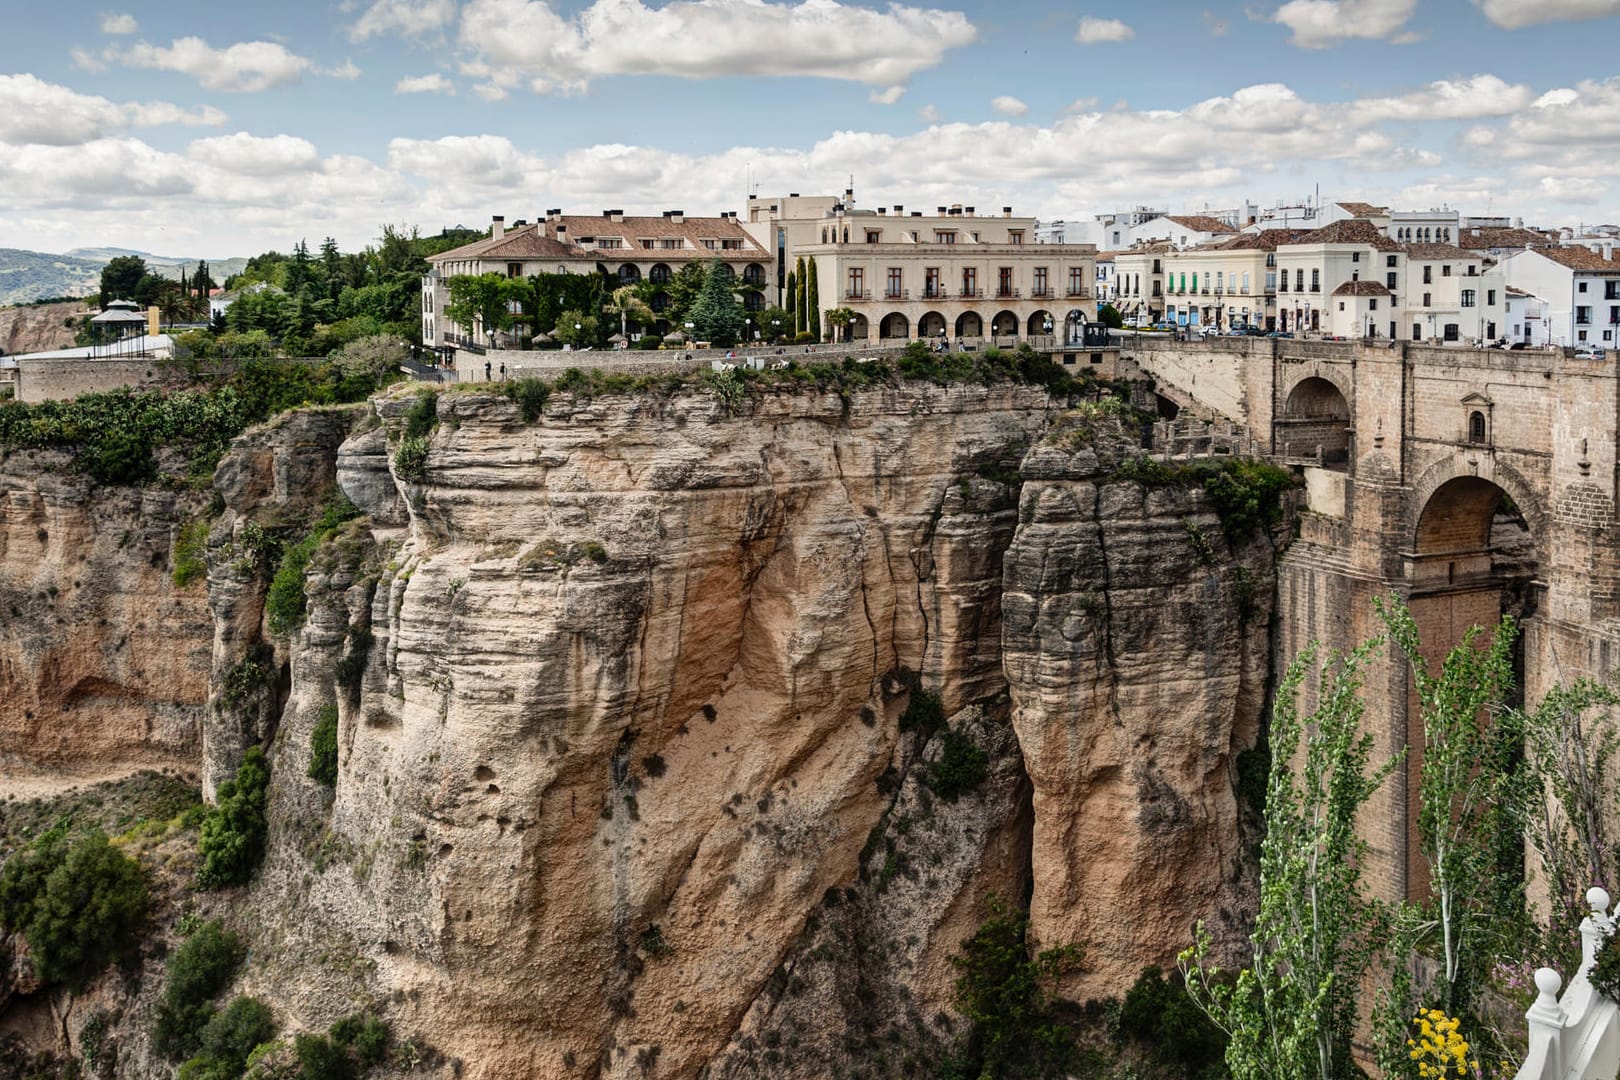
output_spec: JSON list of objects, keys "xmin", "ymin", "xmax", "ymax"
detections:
[
  {"xmin": 880, "ymin": 312, "xmax": 910, "ymax": 340},
  {"xmin": 991, "ymin": 310, "xmax": 1018, "ymax": 337},
  {"xmin": 1278, "ymin": 375, "xmax": 1352, "ymax": 468},
  {"xmin": 919, "ymin": 311, "xmax": 947, "ymax": 340},
  {"xmin": 955, "ymin": 311, "xmax": 983, "ymax": 338}
]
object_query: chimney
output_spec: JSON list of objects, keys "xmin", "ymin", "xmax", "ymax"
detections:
[
  {"xmin": 893, "ymin": 205, "xmax": 903, "ymax": 213},
  {"xmin": 556, "ymin": 224, "xmax": 568, "ymax": 242},
  {"xmin": 604, "ymin": 209, "xmax": 624, "ymax": 222},
  {"xmin": 512, "ymin": 219, "xmax": 526, "ymax": 229},
  {"xmin": 492, "ymin": 215, "xmax": 506, "ymax": 239},
  {"xmin": 789, "ymin": 192, "xmax": 800, "ymax": 198},
  {"xmin": 1003, "ymin": 206, "xmax": 1013, "ymax": 217},
  {"xmin": 965, "ymin": 206, "xmax": 975, "ymax": 216},
  {"xmin": 878, "ymin": 207, "xmax": 886, "ymax": 215},
  {"xmin": 937, "ymin": 206, "xmax": 947, "ymax": 214}
]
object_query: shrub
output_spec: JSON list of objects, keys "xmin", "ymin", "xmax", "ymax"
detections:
[
  {"xmin": 502, "ymin": 378, "xmax": 548, "ymax": 422},
  {"xmin": 393, "ymin": 435, "xmax": 429, "ymax": 482},
  {"xmin": 152, "ymin": 920, "xmax": 245, "ymax": 1060},
  {"xmin": 265, "ymin": 534, "xmax": 319, "ymax": 638},
  {"xmin": 0, "ymin": 829, "xmax": 147, "ymax": 990},
  {"xmin": 80, "ymin": 428, "xmax": 155, "ymax": 485},
  {"xmin": 295, "ymin": 1033, "xmax": 355, "ymax": 1080},
  {"xmin": 927, "ymin": 727, "xmax": 990, "ymax": 802},
  {"xmin": 308, "ymin": 704, "xmax": 339, "ymax": 787},
  {"xmin": 1117, "ymin": 965, "xmax": 1227, "ymax": 1075},
  {"xmin": 294, "ymin": 1012, "xmax": 390, "ymax": 1079},
  {"xmin": 190, "ymin": 996, "xmax": 276, "ymax": 1075},
  {"xmin": 899, "ymin": 688, "xmax": 946, "ymax": 737},
  {"xmin": 173, "ymin": 519, "xmax": 210, "ymax": 588},
  {"xmin": 402, "ymin": 389, "xmax": 438, "ymax": 441},
  {"xmin": 197, "ymin": 748, "xmax": 270, "ymax": 889}
]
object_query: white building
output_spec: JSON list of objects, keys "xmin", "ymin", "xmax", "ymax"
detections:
[
  {"xmin": 1497, "ymin": 246, "xmax": 1620, "ymax": 346},
  {"xmin": 1505, "ymin": 287, "xmax": 1550, "ymax": 346}
]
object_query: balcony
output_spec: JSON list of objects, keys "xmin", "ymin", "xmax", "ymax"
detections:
[
  {"xmin": 885, "ymin": 289, "xmax": 909, "ymax": 301},
  {"xmin": 923, "ymin": 289, "xmax": 949, "ymax": 300},
  {"xmin": 960, "ymin": 288, "xmax": 984, "ymax": 299},
  {"xmin": 996, "ymin": 288, "xmax": 1022, "ymax": 299},
  {"xmin": 844, "ymin": 290, "xmax": 868, "ymax": 301},
  {"xmin": 1065, "ymin": 288, "xmax": 1091, "ymax": 298}
]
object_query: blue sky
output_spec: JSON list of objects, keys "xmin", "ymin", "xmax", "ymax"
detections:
[{"xmin": 1, "ymin": 0, "xmax": 1617, "ymax": 256}]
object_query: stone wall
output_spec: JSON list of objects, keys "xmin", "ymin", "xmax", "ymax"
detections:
[{"xmin": 15, "ymin": 356, "xmax": 165, "ymax": 402}]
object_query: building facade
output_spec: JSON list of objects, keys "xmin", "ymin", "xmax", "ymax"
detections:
[{"xmin": 1499, "ymin": 246, "xmax": 1620, "ymax": 346}]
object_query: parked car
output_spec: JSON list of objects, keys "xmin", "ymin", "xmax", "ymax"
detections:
[
  {"xmin": 1575, "ymin": 344, "xmax": 1608, "ymax": 359},
  {"xmin": 1509, "ymin": 341, "xmax": 1529, "ymax": 350},
  {"xmin": 1268, "ymin": 331, "xmax": 1295, "ymax": 339}
]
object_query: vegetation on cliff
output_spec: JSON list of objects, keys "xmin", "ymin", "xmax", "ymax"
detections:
[
  {"xmin": 0, "ymin": 827, "xmax": 148, "ymax": 990},
  {"xmin": 197, "ymin": 748, "xmax": 270, "ymax": 890}
]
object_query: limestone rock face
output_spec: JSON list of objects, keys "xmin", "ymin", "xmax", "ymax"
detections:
[
  {"xmin": 0, "ymin": 448, "xmax": 211, "ymax": 780},
  {"xmin": 1001, "ymin": 426, "xmax": 1272, "ymax": 999},
  {"xmin": 273, "ymin": 383, "xmax": 1054, "ymax": 1077}
]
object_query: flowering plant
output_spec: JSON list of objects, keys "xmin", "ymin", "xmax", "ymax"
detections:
[{"xmin": 1406, "ymin": 1008, "xmax": 1477, "ymax": 1079}]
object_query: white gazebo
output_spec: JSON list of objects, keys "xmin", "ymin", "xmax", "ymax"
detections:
[{"xmin": 88, "ymin": 300, "xmax": 152, "ymax": 357}]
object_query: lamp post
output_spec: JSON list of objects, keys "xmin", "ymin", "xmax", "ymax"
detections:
[{"xmin": 771, "ymin": 318, "xmax": 780, "ymax": 343}]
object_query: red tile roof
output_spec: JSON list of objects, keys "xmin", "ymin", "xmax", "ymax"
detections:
[
  {"xmin": 1529, "ymin": 246, "xmax": 1620, "ymax": 272},
  {"xmin": 1332, "ymin": 280, "xmax": 1391, "ymax": 296},
  {"xmin": 1335, "ymin": 201, "xmax": 1387, "ymax": 218},
  {"xmin": 1288, "ymin": 219, "xmax": 1401, "ymax": 251},
  {"xmin": 1164, "ymin": 215, "xmax": 1237, "ymax": 234},
  {"xmin": 1458, "ymin": 226, "xmax": 1556, "ymax": 251}
]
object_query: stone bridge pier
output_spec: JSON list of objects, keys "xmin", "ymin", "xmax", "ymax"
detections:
[{"xmin": 1133, "ymin": 336, "xmax": 1620, "ymax": 904}]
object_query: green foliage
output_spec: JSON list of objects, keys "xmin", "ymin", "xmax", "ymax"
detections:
[
  {"xmin": 1108, "ymin": 456, "xmax": 1293, "ymax": 542},
  {"xmin": 99, "ymin": 255, "xmax": 147, "ymax": 307},
  {"xmin": 639, "ymin": 925, "xmax": 674, "ymax": 958},
  {"xmin": 899, "ymin": 688, "xmax": 946, "ymax": 736},
  {"xmin": 186, "ymin": 996, "xmax": 276, "ymax": 1078},
  {"xmin": 173, "ymin": 518, "xmax": 210, "ymax": 587},
  {"xmin": 294, "ymin": 1012, "xmax": 391, "ymax": 1079},
  {"xmin": 152, "ymin": 920, "xmax": 245, "ymax": 1060},
  {"xmin": 501, "ymin": 378, "xmax": 548, "ymax": 422},
  {"xmin": 0, "ymin": 829, "xmax": 147, "ymax": 990},
  {"xmin": 393, "ymin": 433, "xmax": 429, "ymax": 481},
  {"xmin": 1180, "ymin": 639, "xmax": 1398, "ymax": 1080},
  {"xmin": 794, "ymin": 257, "xmax": 807, "ymax": 335},
  {"xmin": 927, "ymin": 726, "xmax": 990, "ymax": 802},
  {"xmin": 264, "ymin": 497, "xmax": 360, "ymax": 639},
  {"xmin": 785, "ymin": 271, "xmax": 799, "ymax": 338},
  {"xmin": 444, "ymin": 273, "xmax": 526, "ymax": 345},
  {"xmin": 806, "ymin": 258, "xmax": 821, "ymax": 342},
  {"xmin": 1592, "ymin": 931, "xmax": 1620, "ymax": 1003},
  {"xmin": 402, "ymin": 389, "xmax": 437, "ymax": 440},
  {"xmin": 308, "ymin": 704, "xmax": 339, "ymax": 787},
  {"xmin": 949, "ymin": 895, "xmax": 1084, "ymax": 1079},
  {"xmin": 197, "ymin": 748, "xmax": 270, "ymax": 889},
  {"xmin": 551, "ymin": 308, "xmax": 599, "ymax": 349},
  {"xmin": 688, "ymin": 259, "xmax": 748, "ymax": 346},
  {"xmin": 1118, "ymin": 965, "xmax": 1229, "ymax": 1076},
  {"xmin": 528, "ymin": 271, "xmax": 606, "ymax": 336},
  {"xmin": 1096, "ymin": 303, "xmax": 1125, "ymax": 329}
]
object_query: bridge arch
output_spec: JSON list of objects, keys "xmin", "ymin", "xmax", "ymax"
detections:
[
  {"xmin": 1278, "ymin": 375, "xmax": 1352, "ymax": 468},
  {"xmin": 1407, "ymin": 456, "xmax": 1546, "ymax": 557}
]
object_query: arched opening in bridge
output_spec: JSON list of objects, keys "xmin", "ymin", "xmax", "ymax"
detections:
[
  {"xmin": 1402, "ymin": 476, "xmax": 1538, "ymax": 901},
  {"xmin": 1278, "ymin": 377, "xmax": 1351, "ymax": 470}
]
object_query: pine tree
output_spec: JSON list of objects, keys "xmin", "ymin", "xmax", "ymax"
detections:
[
  {"xmin": 807, "ymin": 259, "xmax": 821, "ymax": 342},
  {"xmin": 786, "ymin": 270, "xmax": 799, "ymax": 337},
  {"xmin": 688, "ymin": 258, "xmax": 747, "ymax": 346}
]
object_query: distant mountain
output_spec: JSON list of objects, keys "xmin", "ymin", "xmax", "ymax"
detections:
[{"xmin": 0, "ymin": 247, "xmax": 251, "ymax": 306}]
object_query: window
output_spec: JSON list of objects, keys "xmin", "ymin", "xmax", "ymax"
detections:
[
  {"xmin": 866, "ymin": 230, "xmax": 881, "ymax": 244},
  {"xmin": 1068, "ymin": 265, "xmax": 1086, "ymax": 296},
  {"xmin": 1339, "ymin": 301, "xmax": 1346, "ymax": 312},
  {"xmin": 1462, "ymin": 290, "xmax": 1476, "ymax": 308},
  {"xmin": 936, "ymin": 231, "xmax": 956, "ymax": 244},
  {"xmin": 1442, "ymin": 264, "xmax": 1452, "ymax": 277},
  {"xmin": 1387, "ymin": 272, "xmax": 1398, "ymax": 289},
  {"xmin": 1033, "ymin": 267, "xmax": 1049, "ymax": 296},
  {"xmin": 1487, "ymin": 290, "xmax": 1496, "ymax": 305},
  {"xmin": 1008, "ymin": 230, "xmax": 1024, "ymax": 245},
  {"xmin": 1577, "ymin": 306, "xmax": 1593, "ymax": 324},
  {"xmin": 847, "ymin": 267, "xmax": 865, "ymax": 298},
  {"xmin": 1469, "ymin": 411, "xmax": 1486, "ymax": 443},
  {"xmin": 925, "ymin": 267, "xmax": 942, "ymax": 298},
  {"xmin": 1423, "ymin": 265, "xmax": 1433, "ymax": 284},
  {"xmin": 1266, "ymin": 271, "xmax": 1277, "ymax": 291},
  {"xmin": 1279, "ymin": 271, "xmax": 1288, "ymax": 292},
  {"xmin": 1607, "ymin": 282, "xmax": 1620, "ymax": 300},
  {"xmin": 598, "ymin": 237, "xmax": 624, "ymax": 249},
  {"xmin": 1467, "ymin": 265, "xmax": 1476, "ymax": 276},
  {"xmin": 640, "ymin": 239, "xmax": 656, "ymax": 250},
  {"xmin": 507, "ymin": 262, "xmax": 523, "ymax": 278},
  {"xmin": 660, "ymin": 238, "xmax": 682, "ymax": 250},
  {"xmin": 1579, "ymin": 281, "xmax": 1589, "ymax": 292},
  {"xmin": 1310, "ymin": 269, "xmax": 1320, "ymax": 292},
  {"xmin": 962, "ymin": 267, "xmax": 978, "ymax": 296},
  {"xmin": 1242, "ymin": 272, "xmax": 1250, "ymax": 292},
  {"xmin": 886, "ymin": 267, "xmax": 904, "ymax": 298},
  {"xmin": 649, "ymin": 263, "xmax": 671, "ymax": 285},
  {"xmin": 998, "ymin": 266, "xmax": 1014, "ymax": 296},
  {"xmin": 1612, "ymin": 305, "xmax": 1620, "ymax": 324},
  {"xmin": 722, "ymin": 239, "xmax": 743, "ymax": 250},
  {"xmin": 1352, "ymin": 252, "xmax": 1361, "ymax": 263},
  {"xmin": 1295, "ymin": 269, "xmax": 1304, "ymax": 291},
  {"xmin": 1423, "ymin": 292, "xmax": 1432, "ymax": 307},
  {"xmin": 1386, "ymin": 255, "xmax": 1398, "ymax": 267},
  {"xmin": 1369, "ymin": 299, "xmax": 1378, "ymax": 310},
  {"xmin": 1265, "ymin": 254, "xmax": 1276, "ymax": 267},
  {"xmin": 1444, "ymin": 323, "xmax": 1459, "ymax": 341},
  {"xmin": 703, "ymin": 239, "xmax": 717, "ymax": 250}
]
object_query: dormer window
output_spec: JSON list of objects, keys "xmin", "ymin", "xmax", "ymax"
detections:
[{"xmin": 866, "ymin": 230, "xmax": 882, "ymax": 243}]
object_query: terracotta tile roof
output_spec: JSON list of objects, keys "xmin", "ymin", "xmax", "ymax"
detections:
[
  {"xmin": 1288, "ymin": 218, "xmax": 1401, "ymax": 251},
  {"xmin": 550, "ymin": 214, "xmax": 769, "ymax": 259},
  {"xmin": 1332, "ymin": 280, "xmax": 1391, "ymax": 296},
  {"xmin": 1094, "ymin": 250, "xmax": 1121, "ymax": 261},
  {"xmin": 1505, "ymin": 285, "xmax": 1535, "ymax": 297},
  {"xmin": 1530, "ymin": 246, "xmax": 1620, "ymax": 272},
  {"xmin": 1163, "ymin": 215, "xmax": 1237, "ymax": 234},
  {"xmin": 1211, "ymin": 228, "xmax": 1310, "ymax": 251},
  {"xmin": 1402, "ymin": 242, "xmax": 1478, "ymax": 260},
  {"xmin": 428, "ymin": 227, "xmax": 583, "ymax": 264},
  {"xmin": 1336, "ymin": 201, "xmax": 1387, "ymax": 218},
  {"xmin": 1458, "ymin": 226, "xmax": 1555, "ymax": 251}
]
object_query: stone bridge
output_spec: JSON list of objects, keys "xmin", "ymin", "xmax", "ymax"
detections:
[{"xmin": 1129, "ymin": 334, "xmax": 1620, "ymax": 904}]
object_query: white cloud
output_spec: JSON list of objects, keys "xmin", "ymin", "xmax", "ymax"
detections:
[
  {"xmin": 396, "ymin": 73, "xmax": 456, "ymax": 94},
  {"xmin": 1273, "ymin": 0, "xmax": 1417, "ymax": 47},
  {"xmin": 350, "ymin": 0, "xmax": 458, "ymax": 39},
  {"xmin": 1359, "ymin": 74, "xmax": 1533, "ymax": 121},
  {"xmin": 1075, "ymin": 16, "xmax": 1133, "ymax": 43},
  {"xmin": 471, "ymin": 82, "xmax": 510, "ymax": 102},
  {"xmin": 917, "ymin": 103, "xmax": 939, "ymax": 122},
  {"xmin": 99, "ymin": 12, "xmax": 138, "ymax": 34},
  {"xmin": 70, "ymin": 47, "xmax": 109, "ymax": 73},
  {"xmin": 869, "ymin": 85, "xmax": 904, "ymax": 105},
  {"xmin": 0, "ymin": 74, "xmax": 226, "ymax": 147},
  {"xmin": 991, "ymin": 95, "xmax": 1028, "ymax": 116},
  {"xmin": 120, "ymin": 37, "xmax": 313, "ymax": 92},
  {"xmin": 188, "ymin": 132, "xmax": 321, "ymax": 174},
  {"xmin": 1474, "ymin": 0, "xmax": 1620, "ymax": 27},
  {"xmin": 454, "ymin": 0, "xmax": 978, "ymax": 93},
  {"xmin": 323, "ymin": 60, "xmax": 363, "ymax": 80}
]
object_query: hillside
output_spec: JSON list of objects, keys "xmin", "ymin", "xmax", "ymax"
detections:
[
  {"xmin": 0, "ymin": 299, "xmax": 93, "ymax": 355},
  {"xmin": 0, "ymin": 247, "xmax": 249, "ymax": 305}
]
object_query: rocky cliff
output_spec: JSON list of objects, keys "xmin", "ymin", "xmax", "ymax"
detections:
[
  {"xmin": 0, "ymin": 301, "xmax": 92, "ymax": 357},
  {"xmin": 0, "ymin": 377, "xmax": 1278, "ymax": 1078}
]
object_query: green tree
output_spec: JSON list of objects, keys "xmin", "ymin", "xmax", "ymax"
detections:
[
  {"xmin": 603, "ymin": 284, "xmax": 654, "ymax": 339},
  {"xmin": 191, "ymin": 260, "xmax": 216, "ymax": 299},
  {"xmin": 663, "ymin": 262, "xmax": 708, "ymax": 327},
  {"xmin": 197, "ymin": 748, "xmax": 271, "ymax": 889},
  {"xmin": 806, "ymin": 258, "xmax": 821, "ymax": 342},
  {"xmin": 824, "ymin": 306, "xmax": 854, "ymax": 343},
  {"xmin": 445, "ymin": 272, "xmax": 523, "ymax": 346},
  {"xmin": 99, "ymin": 254, "xmax": 147, "ymax": 308},
  {"xmin": 552, "ymin": 309, "xmax": 598, "ymax": 349},
  {"xmin": 688, "ymin": 259, "xmax": 747, "ymax": 346},
  {"xmin": 0, "ymin": 830, "xmax": 147, "ymax": 990},
  {"xmin": 793, "ymin": 257, "xmax": 807, "ymax": 335},
  {"xmin": 949, "ymin": 895, "xmax": 1083, "ymax": 1078},
  {"xmin": 785, "ymin": 270, "xmax": 799, "ymax": 338},
  {"xmin": 1181, "ymin": 639, "xmax": 1398, "ymax": 1080},
  {"xmin": 1097, "ymin": 303, "xmax": 1124, "ymax": 329}
]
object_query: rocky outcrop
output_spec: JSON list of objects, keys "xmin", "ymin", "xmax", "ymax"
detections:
[
  {"xmin": 0, "ymin": 448, "xmax": 211, "ymax": 781},
  {"xmin": 1002, "ymin": 419, "xmax": 1273, "ymax": 999},
  {"xmin": 0, "ymin": 301, "xmax": 91, "ymax": 358}
]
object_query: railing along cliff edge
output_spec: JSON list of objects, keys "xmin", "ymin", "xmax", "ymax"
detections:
[{"xmin": 1517, "ymin": 888, "xmax": 1620, "ymax": 1080}]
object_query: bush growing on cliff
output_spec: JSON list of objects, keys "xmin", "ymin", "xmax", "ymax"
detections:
[
  {"xmin": 173, "ymin": 518, "xmax": 210, "ymax": 587},
  {"xmin": 927, "ymin": 727, "xmax": 990, "ymax": 802},
  {"xmin": 265, "ymin": 497, "xmax": 362, "ymax": 639},
  {"xmin": 0, "ymin": 827, "xmax": 148, "ymax": 990},
  {"xmin": 178, "ymin": 996, "xmax": 277, "ymax": 1079},
  {"xmin": 393, "ymin": 435, "xmax": 429, "ymax": 482},
  {"xmin": 197, "ymin": 748, "xmax": 270, "ymax": 889},
  {"xmin": 1117, "ymin": 965, "xmax": 1228, "ymax": 1077},
  {"xmin": 308, "ymin": 704, "xmax": 339, "ymax": 787},
  {"xmin": 293, "ymin": 1011, "xmax": 391, "ymax": 1079},
  {"xmin": 152, "ymin": 920, "xmax": 246, "ymax": 1060},
  {"xmin": 900, "ymin": 688, "xmax": 946, "ymax": 737}
]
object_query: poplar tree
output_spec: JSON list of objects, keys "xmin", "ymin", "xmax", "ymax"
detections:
[
  {"xmin": 807, "ymin": 259, "xmax": 821, "ymax": 342},
  {"xmin": 794, "ymin": 256, "xmax": 807, "ymax": 335},
  {"xmin": 786, "ymin": 270, "xmax": 798, "ymax": 337}
]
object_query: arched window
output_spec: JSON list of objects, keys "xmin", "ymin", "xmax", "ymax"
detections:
[
  {"xmin": 1469, "ymin": 411, "xmax": 1486, "ymax": 443},
  {"xmin": 649, "ymin": 263, "xmax": 671, "ymax": 285}
]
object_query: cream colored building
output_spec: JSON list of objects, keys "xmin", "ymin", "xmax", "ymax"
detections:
[
  {"xmin": 1111, "ymin": 242, "xmax": 1171, "ymax": 325},
  {"xmin": 744, "ymin": 192, "xmax": 1099, "ymax": 346},
  {"xmin": 1160, "ymin": 230, "xmax": 1303, "ymax": 331}
]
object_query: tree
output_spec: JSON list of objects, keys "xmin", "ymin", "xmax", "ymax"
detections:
[
  {"xmin": 806, "ymin": 258, "xmax": 821, "ymax": 342},
  {"xmin": 99, "ymin": 255, "xmax": 147, "ymax": 308},
  {"xmin": 793, "ymin": 257, "xmax": 807, "ymax": 335},
  {"xmin": 1097, "ymin": 303, "xmax": 1124, "ymax": 329},
  {"xmin": 191, "ymin": 260, "xmax": 216, "ymax": 299},
  {"xmin": 1376, "ymin": 594, "xmax": 1521, "ymax": 1011},
  {"xmin": 603, "ymin": 284, "xmax": 654, "ymax": 339},
  {"xmin": 825, "ymin": 306, "xmax": 854, "ymax": 343},
  {"xmin": 688, "ymin": 259, "xmax": 747, "ymax": 346},
  {"xmin": 1181, "ymin": 639, "xmax": 1398, "ymax": 1080},
  {"xmin": 663, "ymin": 262, "xmax": 708, "ymax": 326},
  {"xmin": 949, "ymin": 895, "xmax": 1083, "ymax": 1078},
  {"xmin": 756, "ymin": 305, "xmax": 792, "ymax": 343},
  {"xmin": 445, "ymin": 272, "xmax": 522, "ymax": 346},
  {"xmin": 197, "ymin": 747, "xmax": 271, "ymax": 889},
  {"xmin": 552, "ymin": 309, "xmax": 598, "ymax": 349},
  {"xmin": 0, "ymin": 829, "xmax": 148, "ymax": 990},
  {"xmin": 785, "ymin": 270, "xmax": 799, "ymax": 338}
]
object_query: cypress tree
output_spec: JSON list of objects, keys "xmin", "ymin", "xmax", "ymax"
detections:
[
  {"xmin": 807, "ymin": 259, "xmax": 821, "ymax": 342},
  {"xmin": 794, "ymin": 256, "xmax": 807, "ymax": 336},
  {"xmin": 786, "ymin": 270, "xmax": 799, "ymax": 337}
]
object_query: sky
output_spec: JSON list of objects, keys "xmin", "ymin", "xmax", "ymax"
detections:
[{"xmin": 1, "ymin": 0, "xmax": 1617, "ymax": 258}]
